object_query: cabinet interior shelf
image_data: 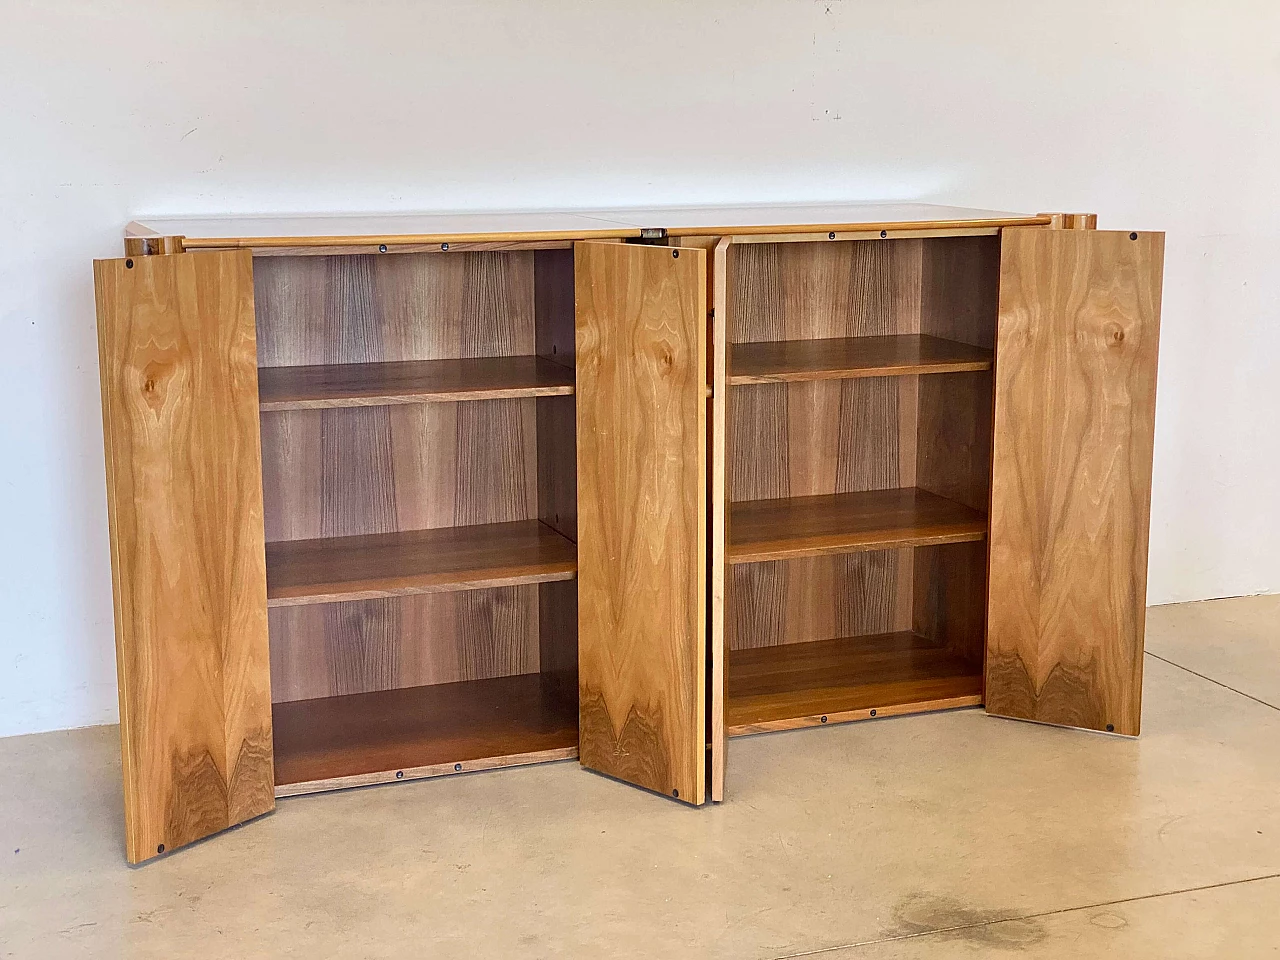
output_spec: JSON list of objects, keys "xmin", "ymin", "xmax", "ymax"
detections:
[
  {"xmin": 727, "ymin": 632, "xmax": 984, "ymax": 734},
  {"xmin": 265, "ymin": 519, "xmax": 577, "ymax": 607},
  {"xmin": 258, "ymin": 355, "xmax": 575, "ymax": 411},
  {"xmin": 729, "ymin": 487, "xmax": 986, "ymax": 565},
  {"xmin": 273, "ymin": 673, "xmax": 579, "ymax": 794},
  {"xmin": 729, "ymin": 334, "xmax": 992, "ymax": 385}
]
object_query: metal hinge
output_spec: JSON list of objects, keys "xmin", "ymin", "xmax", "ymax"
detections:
[{"xmin": 627, "ymin": 227, "xmax": 670, "ymax": 245}]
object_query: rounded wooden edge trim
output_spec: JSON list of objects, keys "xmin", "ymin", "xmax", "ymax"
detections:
[
  {"xmin": 728, "ymin": 360, "xmax": 993, "ymax": 386},
  {"xmin": 180, "ymin": 228, "xmax": 641, "ymax": 249},
  {"xmin": 265, "ymin": 567, "xmax": 579, "ymax": 608},
  {"xmin": 727, "ymin": 530, "xmax": 988, "ymax": 566},
  {"xmin": 273, "ymin": 746, "xmax": 579, "ymax": 797},
  {"xmin": 671, "ymin": 216, "xmax": 1052, "ymax": 239},
  {"xmin": 258, "ymin": 384, "xmax": 576, "ymax": 412}
]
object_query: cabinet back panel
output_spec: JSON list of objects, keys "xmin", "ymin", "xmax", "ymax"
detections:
[
  {"xmin": 729, "ymin": 551, "xmax": 910, "ymax": 649},
  {"xmin": 260, "ymin": 399, "xmax": 538, "ymax": 542},
  {"xmin": 729, "ymin": 239, "xmax": 923, "ymax": 343},
  {"xmin": 268, "ymin": 587, "xmax": 540, "ymax": 703},
  {"xmin": 728, "ymin": 543, "xmax": 984, "ymax": 662},
  {"xmin": 726, "ymin": 236, "xmax": 998, "ymax": 655},
  {"xmin": 729, "ymin": 377, "xmax": 916, "ymax": 501},
  {"xmin": 253, "ymin": 252, "xmax": 536, "ymax": 366}
]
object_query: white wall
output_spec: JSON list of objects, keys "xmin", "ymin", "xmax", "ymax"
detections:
[{"xmin": 2, "ymin": 1, "xmax": 1277, "ymax": 737}]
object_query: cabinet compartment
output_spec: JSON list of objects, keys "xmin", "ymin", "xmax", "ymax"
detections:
[
  {"xmin": 724, "ymin": 235, "xmax": 998, "ymax": 732},
  {"xmin": 253, "ymin": 249, "xmax": 579, "ymax": 793}
]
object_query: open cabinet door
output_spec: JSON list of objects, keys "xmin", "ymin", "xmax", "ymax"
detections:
[
  {"xmin": 575, "ymin": 241, "xmax": 708, "ymax": 804},
  {"xmin": 94, "ymin": 249, "xmax": 274, "ymax": 862},
  {"xmin": 986, "ymin": 228, "xmax": 1164, "ymax": 735}
]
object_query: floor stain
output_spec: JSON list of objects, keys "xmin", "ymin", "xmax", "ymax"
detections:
[{"xmin": 891, "ymin": 894, "xmax": 1047, "ymax": 949}]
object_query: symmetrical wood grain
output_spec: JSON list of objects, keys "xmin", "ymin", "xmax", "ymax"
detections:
[
  {"xmin": 730, "ymin": 488, "xmax": 986, "ymax": 564},
  {"xmin": 94, "ymin": 250, "xmax": 274, "ymax": 863},
  {"xmin": 257, "ymin": 356, "xmax": 573, "ymax": 410},
  {"xmin": 727, "ymin": 632, "xmax": 983, "ymax": 733},
  {"xmin": 267, "ymin": 587, "xmax": 541, "ymax": 702},
  {"xmin": 272, "ymin": 673, "xmax": 578, "ymax": 792},
  {"xmin": 265, "ymin": 519, "xmax": 576, "ymax": 606},
  {"xmin": 986, "ymin": 228, "xmax": 1164, "ymax": 736},
  {"xmin": 575, "ymin": 241, "xmax": 707, "ymax": 804},
  {"xmin": 730, "ymin": 334, "xmax": 991, "ymax": 384}
]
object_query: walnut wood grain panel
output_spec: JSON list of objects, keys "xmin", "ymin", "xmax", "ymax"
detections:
[
  {"xmin": 729, "ymin": 239, "xmax": 923, "ymax": 344},
  {"xmin": 912, "ymin": 540, "xmax": 989, "ymax": 667},
  {"xmin": 534, "ymin": 248, "xmax": 576, "ymax": 369},
  {"xmin": 538, "ymin": 578, "xmax": 579, "ymax": 680},
  {"xmin": 730, "ymin": 334, "xmax": 991, "ymax": 384},
  {"xmin": 260, "ymin": 399, "xmax": 538, "ymax": 542},
  {"xmin": 575, "ymin": 241, "xmax": 707, "ymax": 804},
  {"xmin": 729, "ymin": 488, "xmax": 986, "ymax": 564},
  {"xmin": 257, "ymin": 356, "xmax": 574, "ymax": 410},
  {"xmin": 726, "ymin": 239, "xmax": 924, "ymax": 653},
  {"xmin": 272, "ymin": 673, "xmax": 578, "ymax": 789},
  {"xmin": 986, "ymin": 228, "xmax": 1164, "ymax": 736},
  {"xmin": 533, "ymin": 248, "xmax": 579, "ymax": 544},
  {"xmin": 728, "ymin": 552, "xmax": 906, "ymax": 650},
  {"xmin": 726, "ymin": 632, "xmax": 983, "ymax": 732},
  {"xmin": 267, "ymin": 587, "xmax": 541, "ymax": 702},
  {"xmin": 915, "ymin": 235, "xmax": 1001, "ymax": 514},
  {"xmin": 93, "ymin": 250, "xmax": 274, "ymax": 864},
  {"xmin": 253, "ymin": 252, "xmax": 535, "ymax": 367},
  {"xmin": 265, "ymin": 520, "xmax": 577, "ymax": 606},
  {"xmin": 730, "ymin": 378, "xmax": 906, "ymax": 501}
]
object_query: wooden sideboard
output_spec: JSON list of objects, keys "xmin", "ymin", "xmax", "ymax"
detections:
[{"xmin": 93, "ymin": 203, "xmax": 1164, "ymax": 862}]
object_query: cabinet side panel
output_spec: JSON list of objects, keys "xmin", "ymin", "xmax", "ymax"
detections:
[
  {"xmin": 94, "ymin": 250, "xmax": 274, "ymax": 863},
  {"xmin": 986, "ymin": 229, "xmax": 1164, "ymax": 735},
  {"xmin": 575, "ymin": 242, "xmax": 707, "ymax": 804}
]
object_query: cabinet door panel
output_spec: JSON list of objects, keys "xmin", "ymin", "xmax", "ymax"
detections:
[
  {"xmin": 575, "ymin": 241, "xmax": 707, "ymax": 803},
  {"xmin": 986, "ymin": 228, "xmax": 1164, "ymax": 735},
  {"xmin": 94, "ymin": 250, "xmax": 274, "ymax": 862}
]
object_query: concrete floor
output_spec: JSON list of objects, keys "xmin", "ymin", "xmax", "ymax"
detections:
[{"xmin": 2, "ymin": 595, "xmax": 1279, "ymax": 959}]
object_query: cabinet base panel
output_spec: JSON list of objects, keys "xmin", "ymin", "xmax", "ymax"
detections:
[
  {"xmin": 272, "ymin": 672, "xmax": 578, "ymax": 795},
  {"xmin": 275, "ymin": 745, "xmax": 578, "ymax": 797},
  {"xmin": 726, "ymin": 631, "xmax": 983, "ymax": 734}
]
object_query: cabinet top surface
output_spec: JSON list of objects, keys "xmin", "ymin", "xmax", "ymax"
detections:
[{"xmin": 127, "ymin": 202, "xmax": 1048, "ymax": 248}]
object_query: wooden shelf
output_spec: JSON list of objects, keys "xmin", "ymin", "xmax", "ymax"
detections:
[
  {"xmin": 727, "ymin": 632, "xmax": 983, "ymax": 734},
  {"xmin": 729, "ymin": 487, "xmax": 986, "ymax": 565},
  {"xmin": 257, "ymin": 356, "xmax": 574, "ymax": 410},
  {"xmin": 272, "ymin": 673, "xmax": 579, "ymax": 795},
  {"xmin": 729, "ymin": 334, "xmax": 992, "ymax": 385},
  {"xmin": 265, "ymin": 519, "xmax": 577, "ymax": 607}
]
